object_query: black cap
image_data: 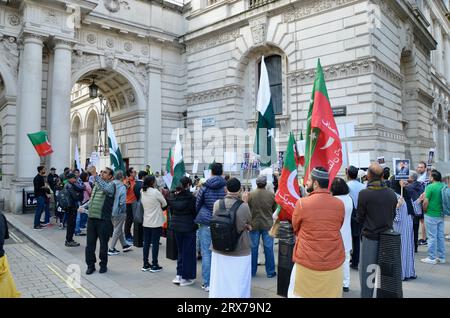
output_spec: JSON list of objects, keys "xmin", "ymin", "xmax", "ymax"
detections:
[
  {"xmin": 348, "ymin": 165, "xmax": 358, "ymax": 175},
  {"xmin": 50, "ymin": 167, "xmax": 56, "ymax": 171}
]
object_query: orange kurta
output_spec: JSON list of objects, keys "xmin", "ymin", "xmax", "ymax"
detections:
[{"xmin": 292, "ymin": 188, "xmax": 345, "ymax": 271}]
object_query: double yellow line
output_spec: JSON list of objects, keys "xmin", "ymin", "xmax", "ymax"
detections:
[{"xmin": 21, "ymin": 244, "xmax": 95, "ymax": 298}]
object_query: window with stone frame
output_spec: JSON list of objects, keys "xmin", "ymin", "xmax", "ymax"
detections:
[{"xmin": 258, "ymin": 55, "xmax": 283, "ymax": 115}]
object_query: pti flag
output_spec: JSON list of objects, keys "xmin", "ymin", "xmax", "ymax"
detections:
[
  {"xmin": 304, "ymin": 59, "xmax": 342, "ymax": 188},
  {"xmin": 106, "ymin": 115, "xmax": 126, "ymax": 172},
  {"xmin": 253, "ymin": 56, "xmax": 276, "ymax": 167},
  {"xmin": 27, "ymin": 131, "xmax": 53, "ymax": 157},
  {"xmin": 275, "ymin": 132, "xmax": 301, "ymax": 221}
]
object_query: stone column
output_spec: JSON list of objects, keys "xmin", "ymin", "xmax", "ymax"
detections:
[
  {"xmin": 435, "ymin": 25, "xmax": 443, "ymax": 75},
  {"xmin": 445, "ymin": 35, "xmax": 450, "ymax": 83},
  {"xmin": 16, "ymin": 34, "xmax": 44, "ymax": 179},
  {"xmin": 146, "ymin": 64, "xmax": 163, "ymax": 172},
  {"xmin": 49, "ymin": 40, "xmax": 73, "ymax": 172}
]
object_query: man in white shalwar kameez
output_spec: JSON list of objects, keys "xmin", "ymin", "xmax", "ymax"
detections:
[{"xmin": 209, "ymin": 178, "xmax": 252, "ymax": 298}]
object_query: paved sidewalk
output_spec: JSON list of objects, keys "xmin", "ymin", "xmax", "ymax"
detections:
[{"xmin": 4, "ymin": 212, "xmax": 450, "ymax": 298}]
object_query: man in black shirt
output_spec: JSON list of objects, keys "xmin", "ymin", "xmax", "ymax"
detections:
[
  {"xmin": 357, "ymin": 163, "xmax": 398, "ymax": 298},
  {"xmin": 47, "ymin": 167, "xmax": 60, "ymax": 214},
  {"xmin": 33, "ymin": 166, "xmax": 51, "ymax": 230}
]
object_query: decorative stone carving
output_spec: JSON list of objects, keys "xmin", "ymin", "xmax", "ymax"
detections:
[
  {"xmin": 283, "ymin": 0, "xmax": 359, "ymax": 22},
  {"xmin": 186, "ymin": 85, "xmax": 244, "ymax": 105},
  {"xmin": 106, "ymin": 38, "xmax": 114, "ymax": 48},
  {"xmin": 44, "ymin": 10, "xmax": 58, "ymax": 24},
  {"xmin": 71, "ymin": 52, "xmax": 100, "ymax": 72},
  {"xmin": 87, "ymin": 34, "xmax": 97, "ymax": 44},
  {"xmin": 0, "ymin": 36, "xmax": 19, "ymax": 80},
  {"xmin": 186, "ymin": 29, "xmax": 240, "ymax": 53},
  {"xmin": 128, "ymin": 92, "xmax": 135, "ymax": 103},
  {"xmin": 7, "ymin": 14, "xmax": 20, "ymax": 26},
  {"xmin": 120, "ymin": 60, "xmax": 148, "ymax": 97},
  {"xmin": 104, "ymin": 51, "xmax": 115, "ymax": 68},
  {"xmin": 103, "ymin": 0, "xmax": 130, "ymax": 13},
  {"xmin": 124, "ymin": 42, "xmax": 133, "ymax": 52},
  {"xmin": 370, "ymin": 0, "xmax": 400, "ymax": 26},
  {"xmin": 249, "ymin": 15, "xmax": 267, "ymax": 45},
  {"xmin": 141, "ymin": 45, "xmax": 149, "ymax": 55},
  {"xmin": 289, "ymin": 57, "xmax": 403, "ymax": 87}
]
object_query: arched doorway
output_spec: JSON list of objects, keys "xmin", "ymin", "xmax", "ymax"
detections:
[
  {"xmin": 70, "ymin": 115, "xmax": 81, "ymax": 169},
  {"xmin": 70, "ymin": 66, "xmax": 146, "ymax": 171}
]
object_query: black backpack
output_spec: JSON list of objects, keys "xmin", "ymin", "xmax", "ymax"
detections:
[
  {"xmin": 210, "ymin": 199, "xmax": 243, "ymax": 252},
  {"xmin": 56, "ymin": 188, "xmax": 72, "ymax": 209}
]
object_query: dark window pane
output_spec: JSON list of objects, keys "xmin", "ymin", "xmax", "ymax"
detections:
[{"xmin": 259, "ymin": 55, "xmax": 283, "ymax": 115}]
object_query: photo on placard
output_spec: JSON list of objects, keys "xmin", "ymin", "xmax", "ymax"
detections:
[
  {"xmin": 427, "ymin": 149, "xmax": 435, "ymax": 165},
  {"xmin": 377, "ymin": 156, "xmax": 385, "ymax": 165},
  {"xmin": 394, "ymin": 159, "xmax": 410, "ymax": 180}
]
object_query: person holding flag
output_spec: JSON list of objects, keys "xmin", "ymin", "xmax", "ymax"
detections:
[
  {"xmin": 165, "ymin": 129, "xmax": 186, "ymax": 191},
  {"xmin": 303, "ymin": 59, "xmax": 342, "ymax": 188}
]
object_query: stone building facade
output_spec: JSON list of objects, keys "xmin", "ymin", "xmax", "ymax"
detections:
[{"xmin": 0, "ymin": 0, "xmax": 449, "ymax": 212}]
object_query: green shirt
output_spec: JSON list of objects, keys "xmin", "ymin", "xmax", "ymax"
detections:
[{"xmin": 425, "ymin": 182, "xmax": 445, "ymax": 217}]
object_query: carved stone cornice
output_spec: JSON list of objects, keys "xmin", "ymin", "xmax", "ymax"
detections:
[
  {"xmin": 283, "ymin": 0, "xmax": 360, "ymax": 23},
  {"xmin": 186, "ymin": 85, "xmax": 244, "ymax": 105},
  {"xmin": 289, "ymin": 57, "xmax": 403, "ymax": 87},
  {"xmin": 405, "ymin": 88, "xmax": 434, "ymax": 104},
  {"xmin": 186, "ymin": 29, "xmax": 240, "ymax": 54},
  {"xmin": 377, "ymin": 128, "xmax": 406, "ymax": 142}
]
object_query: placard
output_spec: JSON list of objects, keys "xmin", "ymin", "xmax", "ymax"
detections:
[
  {"xmin": 192, "ymin": 160, "xmax": 199, "ymax": 174},
  {"xmin": 394, "ymin": 159, "xmax": 410, "ymax": 180},
  {"xmin": 427, "ymin": 149, "xmax": 435, "ymax": 166},
  {"xmin": 162, "ymin": 174, "xmax": 173, "ymax": 190},
  {"xmin": 251, "ymin": 178, "xmax": 257, "ymax": 191},
  {"xmin": 377, "ymin": 156, "xmax": 385, "ymax": 166},
  {"xmin": 204, "ymin": 170, "xmax": 212, "ymax": 180},
  {"xmin": 348, "ymin": 152, "xmax": 371, "ymax": 168}
]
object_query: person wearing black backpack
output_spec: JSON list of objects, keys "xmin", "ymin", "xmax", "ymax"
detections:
[
  {"xmin": 209, "ymin": 178, "xmax": 252, "ymax": 298},
  {"xmin": 64, "ymin": 173, "xmax": 85, "ymax": 247}
]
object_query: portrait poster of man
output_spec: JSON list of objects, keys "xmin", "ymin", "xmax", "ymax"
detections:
[
  {"xmin": 377, "ymin": 156, "xmax": 385, "ymax": 166},
  {"xmin": 395, "ymin": 159, "xmax": 410, "ymax": 180},
  {"xmin": 427, "ymin": 149, "xmax": 435, "ymax": 166}
]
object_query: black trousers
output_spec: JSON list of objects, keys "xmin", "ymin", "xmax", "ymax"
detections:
[
  {"xmin": 85, "ymin": 218, "xmax": 112, "ymax": 269},
  {"xmin": 65, "ymin": 207, "xmax": 77, "ymax": 242},
  {"xmin": 413, "ymin": 216, "xmax": 420, "ymax": 252},
  {"xmin": 351, "ymin": 235, "xmax": 360, "ymax": 267},
  {"xmin": 143, "ymin": 227, "xmax": 162, "ymax": 266},
  {"xmin": 124, "ymin": 204, "xmax": 134, "ymax": 239}
]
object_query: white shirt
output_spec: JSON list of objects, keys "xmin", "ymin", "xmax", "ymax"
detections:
[
  {"xmin": 336, "ymin": 194, "xmax": 353, "ymax": 252},
  {"xmin": 141, "ymin": 187, "xmax": 167, "ymax": 228},
  {"xmin": 347, "ymin": 179, "xmax": 366, "ymax": 209}
]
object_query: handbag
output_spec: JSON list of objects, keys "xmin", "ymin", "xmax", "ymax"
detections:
[
  {"xmin": 269, "ymin": 218, "xmax": 280, "ymax": 238},
  {"xmin": 133, "ymin": 200, "xmax": 144, "ymax": 224}
]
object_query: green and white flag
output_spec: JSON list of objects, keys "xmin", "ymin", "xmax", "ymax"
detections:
[
  {"xmin": 106, "ymin": 115, "xmax": 125, "ymax": 172},
  {"xmin": 170, "ymin": 129, "xmax": 186, "ymax": 191},
  {"xmin": 254, "ymin": 56, "xmax": 276, "ymax": 167}
]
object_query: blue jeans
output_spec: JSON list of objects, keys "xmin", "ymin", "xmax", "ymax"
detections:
[
  {"xmin": 34, "ymin": 196, "xmax": 50, "ymax": 227},
  {"xmin": 424, "ymin": 214, "xmax": 446, "ymax": 260},
  {"xmin": 198, "ymin": 225, "xmax": 212, "ymax": 287},
  {"xmin": 249, "ymin": 230, "xmax": 276, "ymax": 277},
  {"xmin": 75, "ymin": 213, "xmax": 88, "ymax": 234}
]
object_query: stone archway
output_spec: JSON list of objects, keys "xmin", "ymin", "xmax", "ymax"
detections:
[
  {"xmin": 70, "ymin": 58, "xmax": 150, "ymax": 169},
  {"xmin": 70, "ymin": 115, "xmax": 81, "ymax": 168}
]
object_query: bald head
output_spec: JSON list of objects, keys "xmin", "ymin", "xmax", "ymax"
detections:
[{"xmin": 368, "ymin": 163, "xmax": 383, "ymax": 181}]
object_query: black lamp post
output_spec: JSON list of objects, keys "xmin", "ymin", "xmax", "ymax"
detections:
[
  {"xmin": 98, "ymin": 94, "xmax": 109, "ymax": 156},
  {"xmin": 89, "ymin": 78, "xmax": 98, "ymax": 99}
]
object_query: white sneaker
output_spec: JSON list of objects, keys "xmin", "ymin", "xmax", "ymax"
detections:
[
  {"xmin": 180, "ymin": 279, "xmax": 195, "ymax": 287},
  {"xmin": 445, "ymin": 235, "xmax": 450, "ymax": 240},
  {"xmin": 172, "ymin": 275, "xmax": 181, "ymax": 284},
  {"xmin": 421, "ymin": 257, "xmax": 437, "ymax": 264},
  {"xmin": 437, "ymin": 258, "xmax": 446, "ymax": 264},
  {"xmin": 204, "ymin": 286, "xmax": 209, "ymax": 292}
]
